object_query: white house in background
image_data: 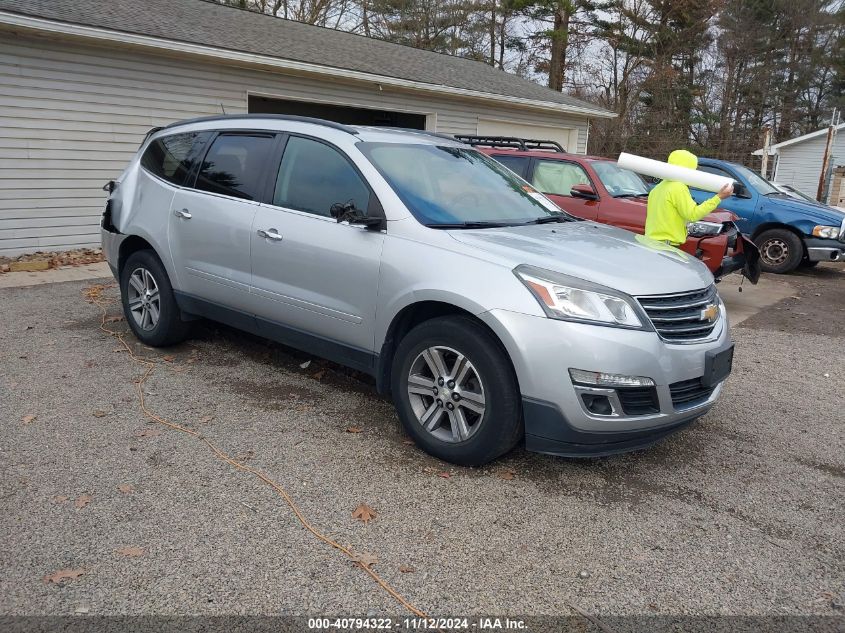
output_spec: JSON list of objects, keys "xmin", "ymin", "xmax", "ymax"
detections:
[
  {"xmin": 0, "ymin": 0, "xmax": 613, "ymax": 256},
  {"xmin": 753, "ymin": 122, "xmax": 845, "ymax": 202}
]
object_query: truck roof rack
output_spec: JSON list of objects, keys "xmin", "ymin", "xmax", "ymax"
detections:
[{"xmin": 454, "ymin": 135, "xmax": 566, "ymax": 153}]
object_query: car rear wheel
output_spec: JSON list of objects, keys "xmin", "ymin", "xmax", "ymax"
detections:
[
  {"xmin": 755, "ymin": 229, "xmax": 804, "ymax": 274},
  {"xmin": 391, "ymin": 316, "xmax": 522, "ymax": 466},
  {"xmin": 120, "ymin": 250, "xmax": 191, "ymax": 346}
]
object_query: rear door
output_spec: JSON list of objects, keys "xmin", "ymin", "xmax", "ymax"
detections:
[
  {"xmin": 168, "ymin": 131, "xmax": 277, "ymax": 307},
  {"xmin": 248, "ymin": 135, "xmax": 385, "ymax": 368},
  {"xmin": 528, "ymin": 158, "xmax": 600, "ymax": 220}
]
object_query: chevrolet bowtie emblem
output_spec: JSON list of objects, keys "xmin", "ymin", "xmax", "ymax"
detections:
[{"xmin": 701, "ymin": 304, "xmax": 719, "ymax": 322}]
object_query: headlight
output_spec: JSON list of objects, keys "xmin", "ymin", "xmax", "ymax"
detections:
[
  {"xmin": 812, "ymin": 225, "xmax": 839, "ymax": 239},
  {"xmin": 687, "ymin": 221, "xmax": 724, "ymax": 236},
  {"xmin": 514, "ymin": 265, "xmax": 648, "ymax": 329}
]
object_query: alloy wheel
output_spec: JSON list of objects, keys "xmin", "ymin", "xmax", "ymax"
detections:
[
  {"xmin": 127, "ymin": 267, "xmax": 161, "ymax": 331},
  {"xmin": 407, "ymin": 346, "xmax": 486, "ymax": 443}
]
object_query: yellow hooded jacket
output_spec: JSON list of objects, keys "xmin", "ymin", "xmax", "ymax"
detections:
[{"xmin": 645, "ymin": 150, "xmax": 721, "ymax": 245}]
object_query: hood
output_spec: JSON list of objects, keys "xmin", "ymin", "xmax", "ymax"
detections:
[
  {"xmin": 668, "ymin": 149, "xmax": 698, "ymax": 170},
  {"xmin": 612, "ymin": 196, "xmax": 737, "ymax": 222},
  {"xmin": 766, "ymin": 195, "xmax": 845, "ymax": 225},
  {"xmin": 447, "ymin": 221, "xmax": 714, "ymax": 296}
]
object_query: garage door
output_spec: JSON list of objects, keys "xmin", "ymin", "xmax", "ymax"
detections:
[{"xmin": 477, "ymin": 118, "xmax": 577, "ymax": 152}]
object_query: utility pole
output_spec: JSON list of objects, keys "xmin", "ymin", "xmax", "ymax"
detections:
[
  {"xmin": 816, "ymin": 108, "xmax": 839, "ymax": 203},
  {"xmin": 760, "ymin": 126, "xmax": 772, "ymax": 178}
]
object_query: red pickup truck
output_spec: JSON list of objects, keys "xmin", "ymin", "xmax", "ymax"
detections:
[{"xmin": 457, "ymin": 136, "xmax": 758, "ymax": 281}]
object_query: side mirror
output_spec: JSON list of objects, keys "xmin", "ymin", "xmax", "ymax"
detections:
[
  {"xmin": 732, "ymin": 182, "xmax": 751, "ymax": 199},
  {"xmin": 570, "ymin": 184, "xmax": 598, "ymax": 200},
  {"xmin": 330, "ymin": 202, "xmax": 384, "ymax": 230}
]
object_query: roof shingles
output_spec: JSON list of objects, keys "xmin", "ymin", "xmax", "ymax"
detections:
[{"xmin": 0, "ymin": 0, "xmax": 610, "ymax": 115}]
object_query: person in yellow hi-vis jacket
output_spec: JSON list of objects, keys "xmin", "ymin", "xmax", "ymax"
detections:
[{"xmin": 645, "ymin": 150, "xmax": 734, "ymax": 246}]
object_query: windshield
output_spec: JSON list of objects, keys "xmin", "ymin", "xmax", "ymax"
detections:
[
  {"xmin": 592, "ymin": 161, "xmax": 650, "ymax": 197},
  {"xmin": 780, "ymin": 184, "xmax": 817, "ymax": 203},
  {"xmin": 359, "ymin": 142, "xmax": 571, "ymax": 226},
  {"xmin": 732, "ymin": 164, "xmax": 779, "ymax": 195}
]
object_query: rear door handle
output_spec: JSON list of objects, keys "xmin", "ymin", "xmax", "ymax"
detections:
[
  {"xmin": 257, "ymin": 228, "xmax": 283, "ymax": 241},
  {"xmin": 174, "ymin": 208, "xmax": 192, "ymax": 219}
]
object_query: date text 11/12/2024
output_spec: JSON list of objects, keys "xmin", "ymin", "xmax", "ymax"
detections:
[{"xmin": 308, "ymin": 617, "xmax": 528, "ymax": 630}]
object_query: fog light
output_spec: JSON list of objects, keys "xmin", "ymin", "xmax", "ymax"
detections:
[
  {"xmin": 581, "ymin": 393, "xmax": 614, "ymax": 415},
  {"xmin": 569, "ymin": 368, "xmax": 655, "ymax": 388}
]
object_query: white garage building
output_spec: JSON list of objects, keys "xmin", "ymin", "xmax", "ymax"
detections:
[{"xmin": 0, "ymin": 0, "xmax": 612, "ymax": 256}]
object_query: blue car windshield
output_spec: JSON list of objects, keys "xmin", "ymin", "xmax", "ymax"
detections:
[
  {"xmin": 358, "ymin": 142, "xmax": 571, "ymax": 226},
  {"xmin": 731, "ymin": 163, "xmax": 779, "ymax": 195}
]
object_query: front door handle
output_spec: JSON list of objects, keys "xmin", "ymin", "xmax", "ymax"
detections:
[
  {"xmin": 257, "ymin": 228, "xmax": 283, "ymax": 241},
  {"xmin": 174, "ymin": 208, "xmax": 192, "ymax": 219}
]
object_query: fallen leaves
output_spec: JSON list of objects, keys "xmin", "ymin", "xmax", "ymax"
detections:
[
  {"xmin": 498, "ymin": 469, "xmax": 517, "ymax": 481},
  {"xmin": 43, "ymin": 568, "xmax": 85, "ymax": 585},
  {"xmin": 352, "ymin": 503, "xmax": 377, "ymax": 524},
  {"xmin": 117, "ymin": 484, "xmax": 134, "ymax": 494},
  {"xmin": 134, "ymin": 427, "xmax": 163, "ymax": 439},
  {"xmin": 353, "ymin": 552, "xmax": 378, "ymax": 569},
  {"xmin": 104, "ymin": 315, "xmax": 124, "ymax": 323},
  {"xmin": 52, "ymin": 495, "xmax": 69, "ymax": 504},
  {"xmin": 311, "ymin": 370, "xmax": 327, "ymax": 380},
  {"xmin": 437, "ymin": 472, "xmax": 451, "ymax": 479},
  {"xmin": 162, "ymin": 355, "xmax": 175, "ymax": 363},
  {"xmin": 21, "ymin": 414, "xmax": 37, "ymax": 425},
  {"xmin": 75, "ymin": 494, "xmax": 92, "ymax": 509},
  {"xmin": 92, "ymin": 410, "xmax": 109, "ymax": 418},
  {"xmin": 345, "ymin": 426, "xmax": 363, "ymax": 434},
  {"xmin": 399, "ymin": 565, "xmax": 416, "ymax": 574},
  {"xmin": 115, "ymin": 546, "xmax": 145, "ymax": 558},
  {"xmin": 198, "ymin": 415, "xmax": 213, "ymax": 424}
]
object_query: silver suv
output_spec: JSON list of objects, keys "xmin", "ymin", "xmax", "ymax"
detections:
[{"xmin": 101, "ymin": 115, "xmax": 734, "ymax": 466}]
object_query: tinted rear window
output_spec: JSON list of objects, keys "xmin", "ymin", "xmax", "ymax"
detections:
[
  {"xmin": 194, "ymin": 134, "xmax": 275, "ymax": 201},
  {"xmin": 140, "ymin": 132, "xmax": 210, "ymax": 185}
]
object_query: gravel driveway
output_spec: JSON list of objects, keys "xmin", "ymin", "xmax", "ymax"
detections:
[{"xmin": 0, "ymin": 265, "xmax": 842, "ymax": 629}]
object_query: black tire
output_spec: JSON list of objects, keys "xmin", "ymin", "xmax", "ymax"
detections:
[
  {"xmin": 391, "ymin": 315, "xmax": 522, "ymax": 466},
  {"xmin": 120, "ymin": 249, "xmax": 191, "ymax": 346},
  {"xmin": 799, "ymin": 259, "xmax": 820, "ymax": 269},
  {"xmin": 754, "ymin": 228, "xmax": 804, "ymax": 274}
]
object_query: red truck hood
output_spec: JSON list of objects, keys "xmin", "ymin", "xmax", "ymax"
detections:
[{"xmin": 613, "ymin": 196, "xmax": 737, "ymax": 223}]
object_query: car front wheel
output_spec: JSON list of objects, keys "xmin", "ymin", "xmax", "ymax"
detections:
[
  {"xmin": 755, "ymin": 228, "xmax": 804, "ymax": 274},
  {"xmin": 391, "ymin": 316, "xmax": 522, "ymax": 466}
]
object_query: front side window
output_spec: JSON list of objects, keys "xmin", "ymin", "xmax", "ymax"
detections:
[
  {"xmin": 195, "ymin": 133, "xmax": 275, "ymax": 201},
  {"xmin": 491, "ymin": 154, "xmax": 530, "ymax": 179},
  {"xmin": 592, "ymin": 161, "xmax": 650, "ymax": 197},
  {"xmin": 359, "ymin": 143, "xmax": 570, "ymax": 226},
  {"xmin": 273, "ymin": 136, "xmax": 370, "ymax": 216},
  {"xmin": 730, "ymin": 164, "xmax": 779, "ymax": 195},
  {"xmin": 140, "ymin": 132, "xmax": 210, "ymax": 185},
  {"xmin": 531, "ymin": 160, "xmax": 591, "ymax": 197}
]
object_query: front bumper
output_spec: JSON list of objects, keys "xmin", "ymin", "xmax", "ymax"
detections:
[
  {"xmin": 805, "ymin": 237, "xmax": 844, "ymax": 262},
  {"xmin": 483, "ymin": 306, "xmax": 731, "ymax": 457}
]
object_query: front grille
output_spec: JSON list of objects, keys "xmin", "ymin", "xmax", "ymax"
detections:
[
  {"xmin": 617, "ymin": 386, "xmax": 660, "ymax": 415},
  {"xmin": 636, "ymin": 286, "xmax": 719, "ymax": 342},
  {"xmin": 669, "ymin": 378, "xmax": 715, "ymax": 408}
]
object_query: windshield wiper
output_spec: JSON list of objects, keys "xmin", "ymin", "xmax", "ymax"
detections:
[
  {"xmin": 425, "ymin": 221, "xmax": 518, "ymax": 229},
  {"xmin": 529, "ymin": 214, "xmax": 576, "ymax": 224}
]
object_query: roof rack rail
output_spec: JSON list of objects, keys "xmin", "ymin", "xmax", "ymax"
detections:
[
  {"xmin": 454, "ymin": 135, "xmax": 566, "ymax": 153},
  {"xmin": 163, "ymin": 114, "xmax": 359, "ymax": 135}
]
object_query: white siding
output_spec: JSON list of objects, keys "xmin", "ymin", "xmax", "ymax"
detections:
[
  {"xmin": 0, "ymin": 33, "xmax": 591, "ymax": 255},
  {"xmin": 774, "ymin": 132, "xmax": 845, "ymax": 202}
]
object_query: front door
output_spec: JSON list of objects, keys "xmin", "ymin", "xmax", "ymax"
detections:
[
  {"xmin": 529, "ymin": 158, "xmax": 600, "ymax": 220},
  {"xmin": 692, "ymin": 164, "xmax": 759, "ymax": 232},
  {"xmin": 168, "ymin": 132, "xmax": 277, "ymax": 307},
  {"xmin": 249, "ymin": 135, "xmax": 385, "ymax": 366}
]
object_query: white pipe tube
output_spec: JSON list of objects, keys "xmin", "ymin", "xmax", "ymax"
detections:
[{"xmin": 618, "ymin": 152, "xmax": 732, "ymax": 194}]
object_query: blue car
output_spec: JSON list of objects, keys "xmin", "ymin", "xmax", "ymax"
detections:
[{"xmin": 689, "ymin": 158, "xmax": 845, "ymax": 274}]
